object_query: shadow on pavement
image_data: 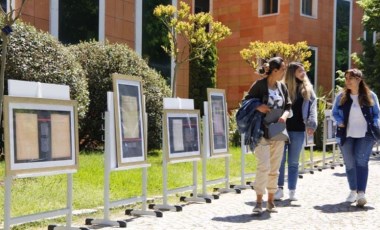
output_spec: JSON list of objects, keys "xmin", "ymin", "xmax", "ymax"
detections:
[
  {"xmin": 212, "ymin": 211, "xmax": 271, "ymax": 223},
  {"xmin": 275, "ymin": 199, "xmax": 301, "ymax": 208},
  {"xmin": 314, "ymin": 202, "xmax": 374, "ymax": 213},
  {"xmin": 332, "ymin": 172, "xmax": 346, "ymax": 177}
]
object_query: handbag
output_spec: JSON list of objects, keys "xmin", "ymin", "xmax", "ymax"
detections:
[{"xmin": 267, "ymin": 122, "xmax": 289, "ymax": 141}]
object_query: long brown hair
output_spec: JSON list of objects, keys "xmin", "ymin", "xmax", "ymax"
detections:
[
  {"xmin": 284, "ymin": 62, "xmax": 313, "ymax": 101},
  {"xmin": 339, "ymin": 68, "xmax": 374, "ymax": 106}
]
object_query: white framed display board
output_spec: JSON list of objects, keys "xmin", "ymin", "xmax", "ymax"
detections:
[
  {"xmin": 112, "ymin": 74, "xmax": 147, "ymax": 167},
  {"xmin": 163, "ymin": 109, "xmax": 201, "ymax": 162},
  {"xmin": 3, "ymin": 96, "xmax": 79, "ymax": 176},
  {"xmin": 207, "ymin": 88, "xmax": 229, "ymax": 156},
  {"xmin": 324, "ymin": 110, "xmax": 337, "ymax": 144}
]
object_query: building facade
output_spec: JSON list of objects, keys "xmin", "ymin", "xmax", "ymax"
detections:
[{"xmin": 12, "ymin": 0, "xmax": 365, "ymax": 111}]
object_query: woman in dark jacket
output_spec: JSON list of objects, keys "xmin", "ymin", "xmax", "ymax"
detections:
[{"xmin": 245, "ymin": 57, "xmax": 291, "ymax": 213}]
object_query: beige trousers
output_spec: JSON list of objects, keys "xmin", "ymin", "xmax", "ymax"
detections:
[{"xmin": 254, "ymin": 138, "xmax": 285, "ymax": 195}]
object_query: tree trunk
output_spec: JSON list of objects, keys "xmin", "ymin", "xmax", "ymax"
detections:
[
  {"xmin": 0, "ymin": 34, "xmax": 9, "ymax": 120},
  {"xmin": 172, "ymin": 62, "xmax": 179, "ymax": 98}
]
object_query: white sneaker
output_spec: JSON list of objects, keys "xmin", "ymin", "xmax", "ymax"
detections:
[
  {"xmin": 356, "ymin": 192, "xmax": 367, "ymax": 207},
  {"xmin": 274, "ymin": 188, "xmax": 284, "ymax": 200},
  {"xmin": 346, "ymin": 190, "xmax": 357, "ymax": 203},
  {"xmin": 289, "ymin": 190, "xmax": 298, "ymax": 201}
]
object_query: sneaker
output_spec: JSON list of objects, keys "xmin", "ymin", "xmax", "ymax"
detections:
[
  {"xmin": 252, "ymin": 202, "xmax": 263, "ymax": 213},
  {"xmin": 274, "ymin": 188, "xmax": 284, "ymax": 200},
  {"xmin": 346, "ymin": 190, "xmax": 357, "ymax": 203},
  {"xmin": 266, "ymin": 201, "xmax": 277, "ymax": 212},
  {"xmin": 356, "ymin": 192, "xmax": 367, "ymax": 207},
  {"xmin": 289, "ymin": 190, "xmax": 298, "ymax": 201}
]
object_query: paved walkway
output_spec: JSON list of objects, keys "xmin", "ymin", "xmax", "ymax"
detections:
[{"xmin": 82, "ymin": 153, "xmax": 380, "ymax": 230}]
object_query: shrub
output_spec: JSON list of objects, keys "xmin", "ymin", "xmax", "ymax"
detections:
[
  {"xmin": 314, "ymin": 86, "xmax": 333, "ymax": 150},
  {"xmin": 2, "ymin": 21, "xmax": 89, "ymax": 119},
  {"xmin": 69, "ymin": 41, "xmax": 171, "ymax": 150},
  {"xmin": 229, "ymin": 108, "xmax": 241, "ymax": 147}
]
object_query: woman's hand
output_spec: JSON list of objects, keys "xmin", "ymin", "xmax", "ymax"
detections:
[
  {"xmin": 278, "ymin": 116, "xmax": 286, "ymax": 123},
  {"xmin": 278, "ymin": 111, "xmax": 290, "ymax": 123},
  {"xmin": 256, "ymin": 104, "xmax": 271, "ymax": 113},
  {"xmin": 306, "ymin": 128, "xmax": 314, "ymax": 136}
]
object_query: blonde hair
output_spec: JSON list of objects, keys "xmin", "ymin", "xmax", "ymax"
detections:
[{"xmin": 285, "ymin": 62, "xmax": 313, "ymax": 101}]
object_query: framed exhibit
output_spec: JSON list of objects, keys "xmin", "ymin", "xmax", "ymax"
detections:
[
  {"xmin": 113, "ymin": 74, "xmax": 147, "ymax": 167},
  {"xmin": 163, "ymin": 109, "xmax": 201, "ymax": 161},
  {"xmin": 4, "ymin": 96, "xmax": 78, "ymax": 176},
  {"xmin": 324, "ymin": 110, "xmax": 337, "ymax": 144},
  {"xmin": 207, "ymin": 88, "xmax": 229, "ymax": 155}
]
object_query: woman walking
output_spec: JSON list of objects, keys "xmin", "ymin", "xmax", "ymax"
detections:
[
  {"xmin": 274, "ymin": 62, "xmax": 317, "ymax": 201},
  {"xmin": 244, "ymin": 57, "xmax": 291, "ymax": 213},
  {"xmin": 332, "ymin": 68, "xmax": 380, "ymax": 207}
]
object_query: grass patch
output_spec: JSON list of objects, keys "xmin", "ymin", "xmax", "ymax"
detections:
[{"xmin": 0, "ymin": 146, "xmax": 330, "ymax": 228}]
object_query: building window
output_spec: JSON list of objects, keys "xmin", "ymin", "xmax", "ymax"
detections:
[
  {"xmin": 301, "ymin": 0, "xmax": 317, "ymax": 18},
  {"xmin": 259, "ymin": 0, "xmax": 279, "ymax": 16},
  {"xmin": 307, "ymin": 47, "xmax": 318, "ymax": 89},
  {"xmin": 194, "ymin": 0, "xmax": 210, "ymax": 13},
  {"xmin": 364, "ymin": 30, "xmax": 377, "ymax": 45},
  {"xmin": 59, "ymin": 0, "xmax": 99, "ymax": 44},
  {"xmin": 334, "ymin": 0, "xmax": 350, "ymax": 78},
  {"xmin": 142, "ymin": 0, "xmax": 171, "ymax": 84},
  {"xmin": 1, "ymin": 0, "xmax": 6, "ymax": 12}
]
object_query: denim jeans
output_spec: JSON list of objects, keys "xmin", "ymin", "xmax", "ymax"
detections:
[
  {"xmin": 278, "ymin": 131, "xmax": 305, "ymax": 190},
  {"xmin": 340, "ymin": 133, "xmax": 375, "ymax": 192}
]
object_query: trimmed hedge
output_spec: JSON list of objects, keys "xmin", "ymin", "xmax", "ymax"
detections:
[
  {"xmin": 3, "ymin": 21, "xmax": 89, "ymax": 119},
  {"xmin": 69, "ymin": 41, "xmax": 171, "ymax": 150}
]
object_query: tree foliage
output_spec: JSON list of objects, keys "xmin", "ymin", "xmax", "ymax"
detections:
[
  {"xmin": 154, "ymin": 2, "xmax": 231, "ymax": 97},
  {"xmin": 240, "ymin": 41, "xmax": 312, "ymax": 71},
  {"xmin": 189, "ymin": 44, "xmax": 217, "ymax": 115},
  {"xmin": 352, "ymin": 0, "xmax": 380, "ymax": 96}
]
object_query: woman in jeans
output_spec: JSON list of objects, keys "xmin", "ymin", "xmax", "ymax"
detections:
[
  {"xmin": 245, "ymin": 57, "xmax": 291, "ymax": 213},
  {"xmin": 274, "ymin": 62, "xmax": 317, "ymax": 201},
  {"xmin": 332, "ymin": 68, "xmax": 380, "ymax": 207}
]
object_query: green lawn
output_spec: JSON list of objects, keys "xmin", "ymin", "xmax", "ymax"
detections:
[{"xmin": 0, "ymin": 146, "xmax": 329, "ymax": 227}]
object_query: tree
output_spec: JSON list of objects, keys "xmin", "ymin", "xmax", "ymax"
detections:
[
  {"xmin": 352, "ymin": 0, "xmax": 380, "ymax": 96},
  {"xmin": 189, "ymin": 43, "xmax": 217, "ymax": 115},
  {"xmin": 0, "ymin": 0, "xmax": 27, "ymax": 120},
  {"xmin": 240, "ymin": 41, "xmax": 312, "ymax": 72},
  {"xmin": 153, "ymin": 2, "xmax": 231, "ymax": 97}
]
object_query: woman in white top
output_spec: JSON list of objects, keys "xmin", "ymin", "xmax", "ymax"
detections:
[{"xmin": 332, "ymin": 68, "xmax": 380, "ymax": 207}]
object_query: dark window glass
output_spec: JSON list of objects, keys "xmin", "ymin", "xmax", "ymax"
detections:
[
  {"xmin": 307, "ymin": 49, "xmax": 316, "ymax": 86},
  {"xmin": 302, "ymin": 0, "xmax": 313, "ymax": 16},
  {"xmin": 142, "ymin": 0, "xmax": 171, "ymax": 85},
  {"xmin": 335, "ymin": 0, "xmax": 350, "ymax": 79},
  {"xmin": 366, "ymin": 30, "xmax": 374, "ymax": 44},
  {"xmin": 263, "ymin": 0, "xmax": 278, "ymax": 15},
  {"xmin": 195, "ymin": 0, "xmax": 210, "ymax": 13},
  {"xmin": 1, "ymin": 0, "xmax": 6, "ymax": 12},
  {"xmin": 59, "ymin": 0, "xmax": 99, "ymax": 44}
]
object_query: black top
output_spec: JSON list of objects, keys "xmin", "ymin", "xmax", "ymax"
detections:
[{"xmin": 286, "ymin": 83, "xmax": 305, "ymax": 131}]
